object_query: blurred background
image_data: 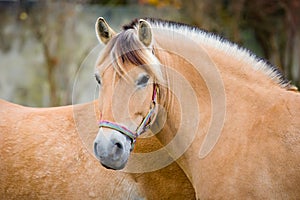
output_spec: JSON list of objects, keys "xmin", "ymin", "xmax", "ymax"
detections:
[{"xmin": 0, "ymin": 0, "xmax": 299, "ymax": 107}]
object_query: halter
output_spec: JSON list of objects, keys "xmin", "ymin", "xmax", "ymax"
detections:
[{"xmin": 98, "ymin": 84, "xmax": 159, "ymax": 150}]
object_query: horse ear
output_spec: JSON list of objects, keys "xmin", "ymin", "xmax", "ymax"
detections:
[
  {"xmin": 138, "ymin": 19, "xmax": 152, "ymax": 47},
  {"xmin": 95, "ymin": 17, "xmax": 116, "ymax": 44}
]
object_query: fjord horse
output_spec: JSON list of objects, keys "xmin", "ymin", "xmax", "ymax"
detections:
[
  {"xmin": 0, "ymin": 63, "xmax": 195, "ymax": 199},
  {"xmin": 93, "ymin": 17, "xmax": 300, "ymax": 199}
]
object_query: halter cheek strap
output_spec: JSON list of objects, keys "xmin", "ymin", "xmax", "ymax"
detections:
[
  {"xmin": 136, "ymin": 85, "xmax": 158, "ymax": 136},
  {"xmin": 98, "ymin": 84, "xmax": 159, "ymax": 150}
]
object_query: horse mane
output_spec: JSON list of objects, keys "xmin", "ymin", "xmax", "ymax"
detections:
[
  {"xmin": 122, "ymin": 18, "xmax": 292, "ymax": 89},
  {"xmin": 97, "ymin": 27, "xmax": 164, "ymax": 84}
]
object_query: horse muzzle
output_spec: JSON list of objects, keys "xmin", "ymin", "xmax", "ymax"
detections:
[{"xmin": 93, "ymin": 128, "xmax": 131, "ymax": 170}]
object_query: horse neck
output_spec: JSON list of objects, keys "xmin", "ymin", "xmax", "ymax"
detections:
[
  {"xmin": 202, "ymin": 45, "xmax": 283, "ymax": 90},
  {"xmin": 153, "ymin": 26, "xmax": 284, "ymax": 92},
  {"xmin": 153, "ymin": 38, "xmax": 213, "ymax": 178},
  {"xmin": 153, "ymin": 27, "xmax": 286, "ymax": 138},
  {"xmin": 152, "ymin": 28, "xmax": 287, "ymax": 179}
]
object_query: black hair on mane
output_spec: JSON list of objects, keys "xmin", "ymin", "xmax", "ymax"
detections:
[{"xmin": 123, "ymin": 18, "xmax": 139, "ymax": 30}]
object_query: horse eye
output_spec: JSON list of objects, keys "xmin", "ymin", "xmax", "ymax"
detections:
[
  {"xmin": 136, "ymin": 74, "xmax": 150, "ymax": 87},
  {"xmin": 95, "ymin": 74, "xmax": 101, "ymax": 85}
]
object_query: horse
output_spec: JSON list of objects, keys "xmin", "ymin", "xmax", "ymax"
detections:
[
  {"xmin": 0, "ymin": 81, "xmax": 195, "ymax": 197},
  {"xmin": 93, "ymin": 17, "xmax": 300, "ymax": 199}
]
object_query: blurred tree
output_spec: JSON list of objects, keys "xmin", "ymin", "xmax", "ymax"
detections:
[
  {"xmin": 0, "ymin": 3, "xmax": 18, "ymax": 53},
  {"xmin": 138, "ymin": 0, "xmax": 181, "ymax": 8},
  {"xmin": 17, "ymin": 1, "xmax": 92, "ymax": 106},
  {"xmin": 243, "ymin": 0, "xmax": 300, "ymax": 87},
  {"xmin": 177, "ymin": 0, "xmax": 300, "ymax": 88},
  {"xmin": 89, "ymin": 0, "xmax": 128, "ymax": 5},
  {"xmin": 283, "ymin": 0, "xmax": 300, "ymax": 87}
]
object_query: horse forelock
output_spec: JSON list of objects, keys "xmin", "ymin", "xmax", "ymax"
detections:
[{"xmin": 97, "ymin": 28, "xmax": 164, "ymax": 84}]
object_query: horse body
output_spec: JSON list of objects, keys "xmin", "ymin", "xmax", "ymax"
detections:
[
  {"xmin": 160, "ymin": 41, "xmax": 300, "ymax": 198},
  {"xmin": 0, "ymin": 99, "xmax": 143, "ymax": 199},
  {"xmin": 0, "ymin": 99, "xmax": 195, "ymax": 199},
  {"xmin": 154, "ymin": 29, "xmax": 300, "ymax": 198},
  {"xmin": 93, "ymin": 18, "xmax": 300, "ymax": 199},
  {"xmin": 192, "ymin": 90, "xmax": 300, "ymax": 199}
]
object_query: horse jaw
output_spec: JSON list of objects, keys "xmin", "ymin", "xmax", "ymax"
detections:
[{"xmin": 93, "ymin": 128, "xmax": 132, "ymax": 170}]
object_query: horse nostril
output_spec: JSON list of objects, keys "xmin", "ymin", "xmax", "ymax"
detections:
[
  {"xmin": 114, "ymin": 142, "xmax": 123, "ymax": 150},
  {"xmin": 94, "ymin": 142, "xmax": 100, "ymax": 157},
  {"xmin": 112, "ymin": 141, "xmax": 124, "ymax": 158}
]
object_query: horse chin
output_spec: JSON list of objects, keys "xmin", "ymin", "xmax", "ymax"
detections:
[{"xmin": 100, "ymin": 160, "xmax": 128, "ymax": 170}]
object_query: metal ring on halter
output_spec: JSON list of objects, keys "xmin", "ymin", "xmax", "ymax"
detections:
[{"xmin": 98, "ymin": 84, "xmax": 159, "ymax": 151}]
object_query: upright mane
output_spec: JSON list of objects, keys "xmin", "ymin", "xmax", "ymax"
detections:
[{"xmin": 122, "ymin": 18, "xmax": 292, "ymax": 89}]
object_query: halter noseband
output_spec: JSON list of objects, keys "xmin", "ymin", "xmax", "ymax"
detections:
[{"xmin": 98, "ymin": 84, "xmax": 159, "ymax": 150}]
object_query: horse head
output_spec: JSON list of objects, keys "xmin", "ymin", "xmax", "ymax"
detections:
[{"xmin": 93, "ymin": 17, "xmax": 165, "ymax": 170}]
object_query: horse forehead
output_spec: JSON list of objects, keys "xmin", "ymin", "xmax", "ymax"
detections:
[{"xmin": 101, "ymin": 63, "xmax": 146, "ymax": 80}]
